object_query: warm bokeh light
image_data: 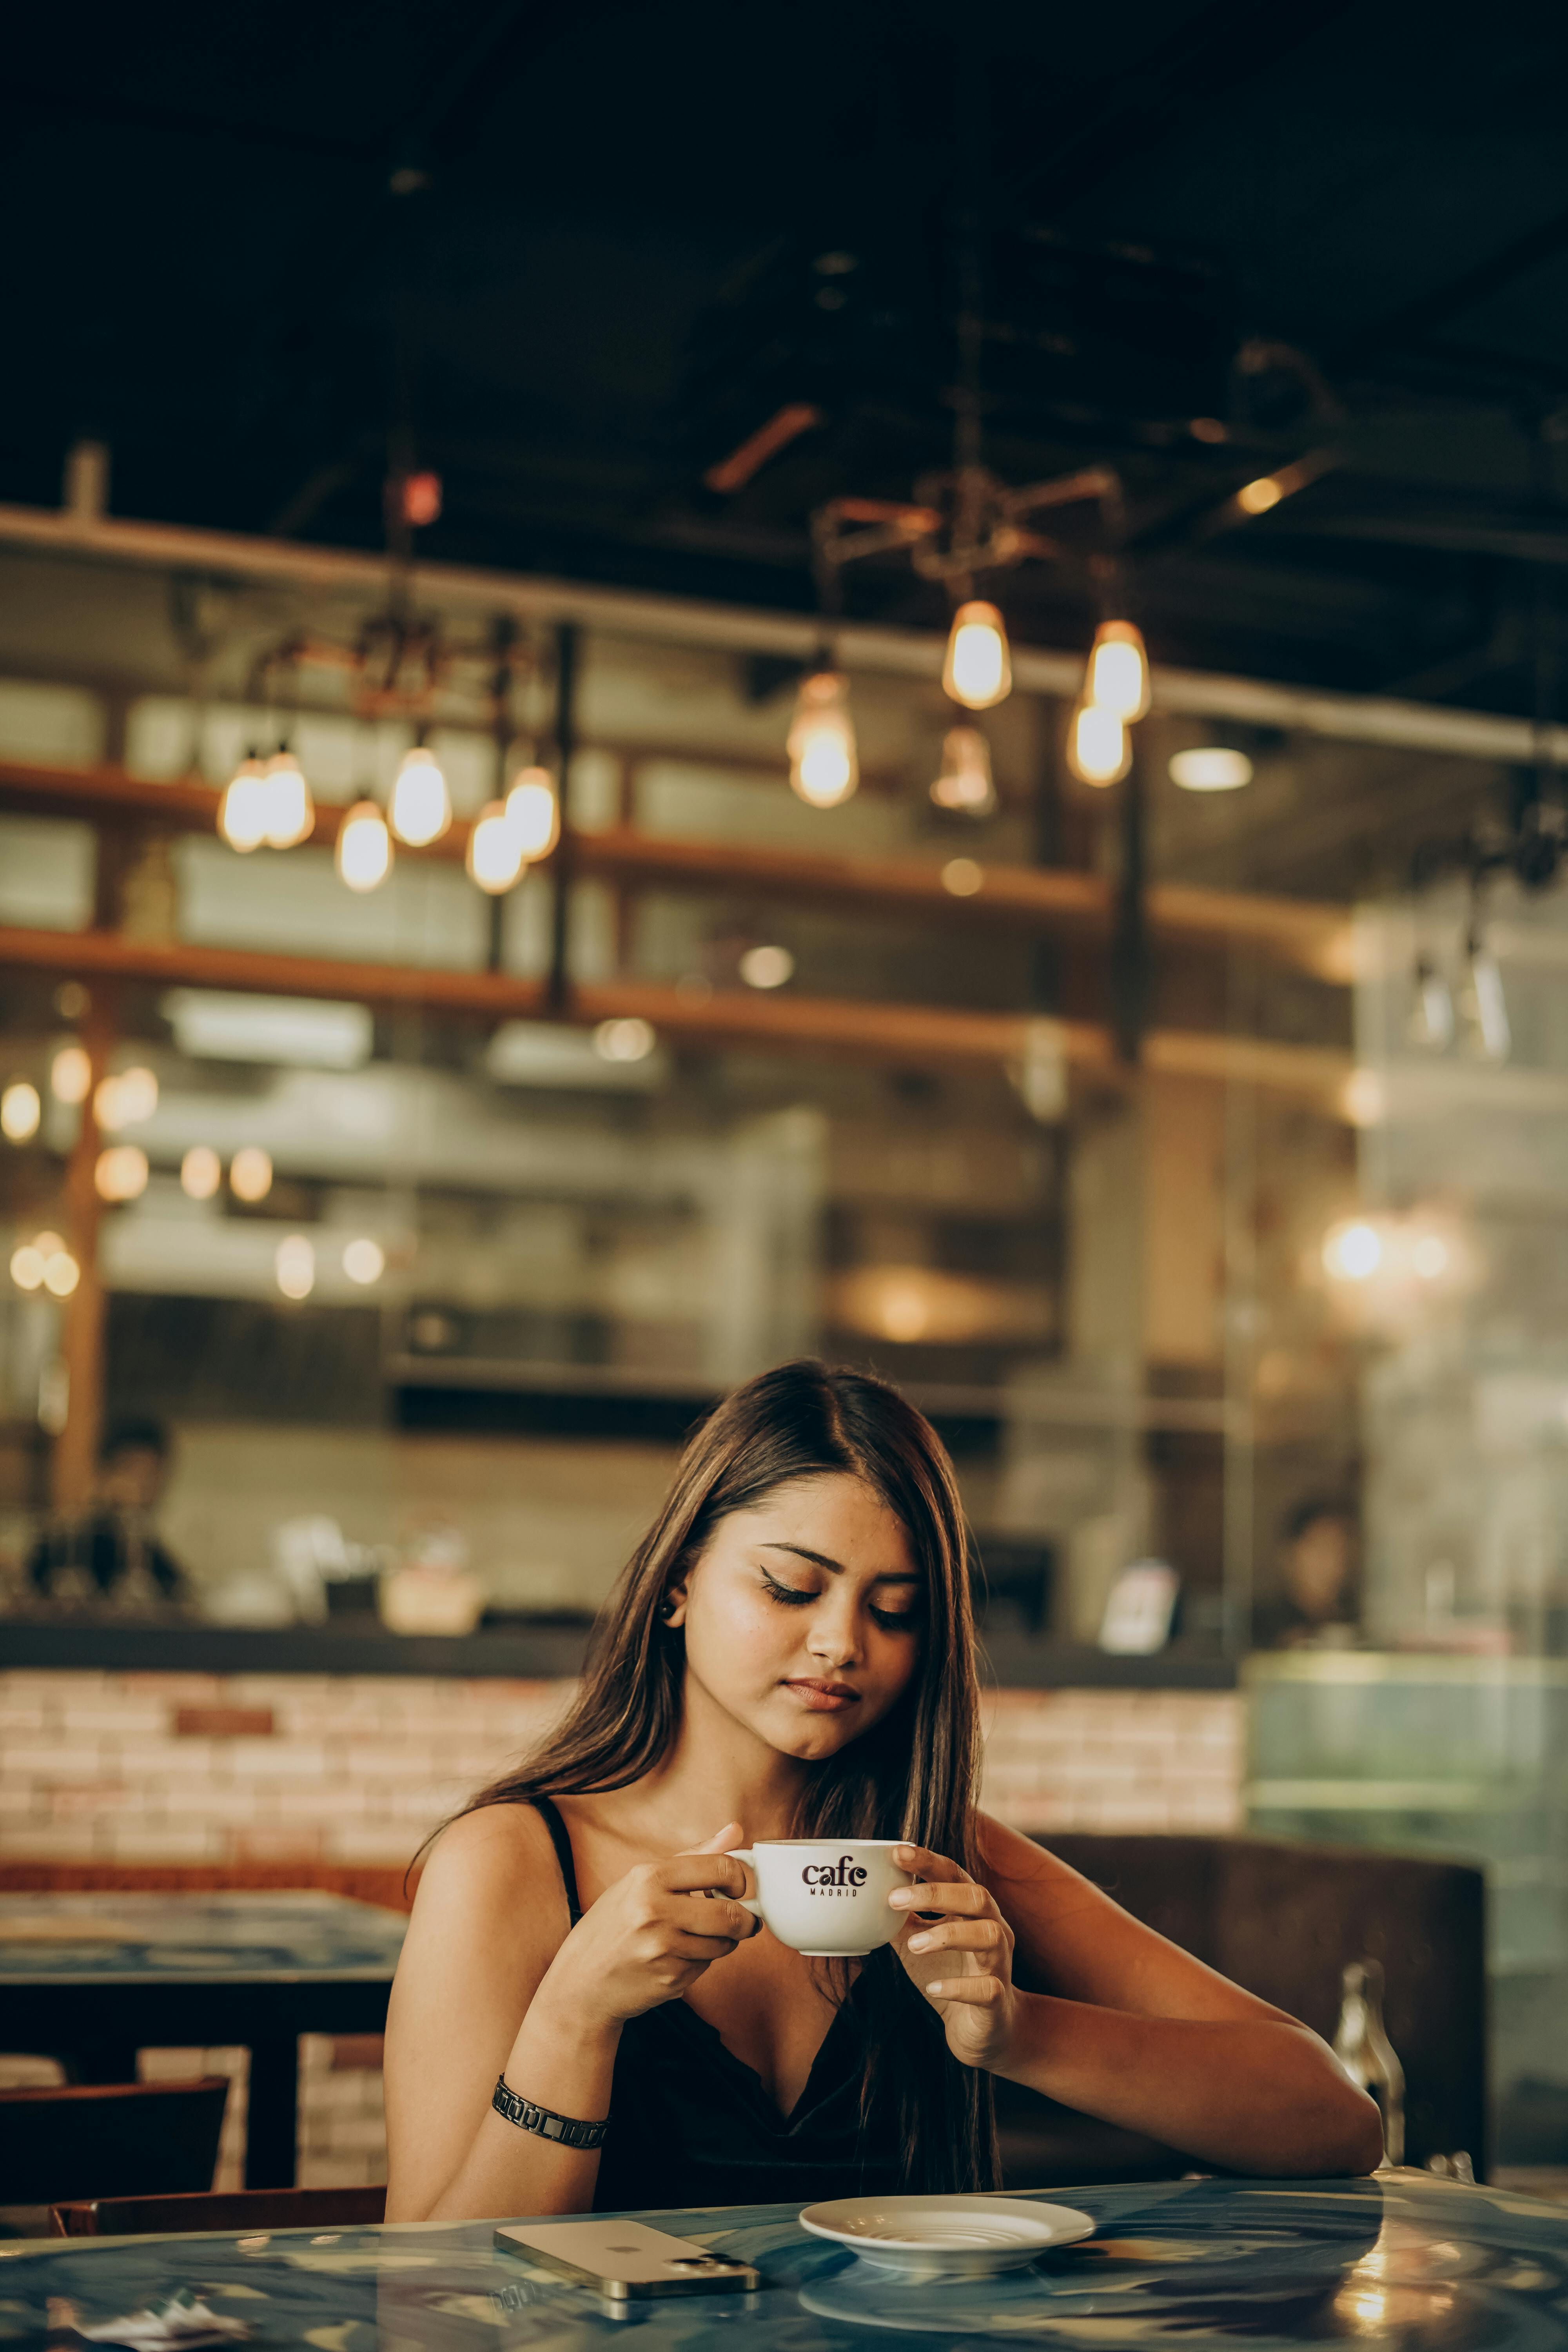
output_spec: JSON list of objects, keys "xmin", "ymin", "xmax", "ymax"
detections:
[
  {"xmin": 95, "ymin": 1144, "xmax": 149, "ymax": 1202},
  {"xmin": 942, "ymin": 601, "xmax": 1011, "ymax": 710},
  {"xmin": 739, "ymin": 944, "xmax": 795, "ymax": 990},
  {"xmin": 389, "ymin": 747, "xmax": 451, "ymax": 846},
  {"xmin": 1, "ymin": 1081, "xmax": 41, "ymax": 1142},
  {"xmin": 940, "ymin": 857, "xmax": 983, "ymax": 897},
  {"xmin": 1323, "ymin": 1219, "xmax": 1384, "ymax": 1282},
  {"xmin": 1238, "ymin": 475, "xmax": 1283, "ymax": 515},
  {"xmin": 1412, "ymin": 1233, "xmax": 1450, "ymax": 1279},
  {"xmin": 1340, "ymin": 1068, "xmax": 1386, "ymax": 1129},
  {"xmin": 594, "ymin": 1017, "xmax": 657, "ymax": 1063},
  {"xmin": 336, "ymin": 800, "xmax": 393, "ymax": 892},
  {"xmin": 1067, "ymin": 701, "xmax": 1131, "ymax": 786},
  {"xmin": 230, "ymin": 1146, "xmax": 274, "ymax": 1203},
  {"xmin": 503, "ymin": 769, "xmax": 560, "ymax": 858},
  {"xmin": 94, "ymin": 1066, "xmax": 158, "ymax": 1131},
  {"xmin": 180, "ymin": 1144, "xmax": 222, "ymax": 1201},
  {"xmin": 930, "ymin": 726, "xmax": 996, "ymax": 815},
  {"xmin": 342, "ymin": 1236, "xmax": 386, "ymax": 1285},
  {"xmin": 260, "ymin": 751, "xmax": 315, "ymax": 850},
  {"xmin": 9, "ymin": 1243, "xmax": 44, "ymax": 1291},
  {"xmin": 1170, "ymin": 746, "xmax": 1254, "ymax": 792},
  {"xmin": 275, "ymin": 1233, "xmax": 315, "ymax": 1300},
  {"xmin": 218, "ymin": 755, "xmax": 269, "ymax": 851},
  {"xmin": 51, "ymin": 1045, "xmax": 91, "ymax": 1105},
  {"xmin": 787, "ymin": 670, "xmax": 858, "ymax": 808},
  {"xmin": 466, "ymin": 801, "xmax": 527, "ymax": 893},
  {"xmin": 1086, "ymin": 620, "xmax": 1150, "ymax": 722},
  {"xmin": 42, "ymin": 1245, "xmax": 80, "ymax": 1298}
]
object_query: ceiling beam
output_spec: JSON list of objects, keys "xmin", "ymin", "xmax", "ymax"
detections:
[
  {"xmin": 0, "ymin": 922, "xmax": 1354, "ymax": 1113},
  {"xmin": 0, "ymin": 757, "xmax": 1355, "ymax": 982}
]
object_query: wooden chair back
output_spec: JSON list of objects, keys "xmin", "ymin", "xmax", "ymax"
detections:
[
  {"xmin": 0, "ymin": 2076, "xmax": 230, "ymax": 2206},
  {"xmin": 52, "ymin": 2183, "xmax": 387, "ymax": 2236}
]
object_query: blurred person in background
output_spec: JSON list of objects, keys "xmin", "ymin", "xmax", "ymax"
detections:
[
  {"xmin": 26, "ymin": 1418, "xmax": 188, "ymax": 1612},
  {"xmin": 1254, "ymin": 1496, "xmax": 1361, "ymax": 1650}
]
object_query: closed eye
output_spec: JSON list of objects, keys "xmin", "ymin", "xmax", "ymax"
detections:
[
  {"xmin": 760, "ymin": 1567, "xmax": 815, "ymax": 1607},
  {"xmin": 870, "ymin": 1602, "xmax": 923, "ymax": 1632}
]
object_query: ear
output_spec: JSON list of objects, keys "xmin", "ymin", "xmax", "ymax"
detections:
[{"xmin": 661, "ymin": 1578, "xmax": 690, "ymax": 1628}]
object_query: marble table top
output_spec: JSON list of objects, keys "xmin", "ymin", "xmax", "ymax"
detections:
[
  {"xmin": 5, "ymin": 2174, "xmax": 1568, "ymax": 2350},
  {"xmin": 0, "ymin": 1892, "xmax": 408, "ymax": 1984}
]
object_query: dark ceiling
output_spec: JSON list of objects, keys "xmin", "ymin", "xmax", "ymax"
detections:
[{"xmin": 9, "ymin": 0, "xmax": 1568, "ymax": 710}]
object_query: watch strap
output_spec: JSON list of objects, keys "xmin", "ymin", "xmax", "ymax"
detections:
[{"xmin": 492, "ymin": 2074, "xmax": 609, "ymax": 2149}]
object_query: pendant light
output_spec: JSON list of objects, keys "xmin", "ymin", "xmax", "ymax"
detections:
[
  {"xmin": 942, "ymin": 601, "xmax": 1012, "ymax": 711},
  {"xmin": 219, "ymin": 754, "xmax": 269, "ymax": 851},
  {"xmin": 503, "ymin": 766, "xmax": 561, "ymax": 858},
  {"xmin": 787, "ymin": 668, "xmax": 858, "ymax": 808},
  {"xmin": 467, "ymin": 800, "xmax": 527, "ymax": 893},
  {"xmin": 336, "ymin": 799, "xmax": 394, "ymax": 891},
  {"xmin": 930, "ymin": 726, "xmax": 996, "ymax": 815},
  {"xmin": 260, "ymin": 750, "xmax": 315, "ymax": 849},
  {"xmin": 1085, "ymin": 620, "xmax": 1150, "ymax": 722},
  {"xmin": 389, "ymin": 745, "xmax": 451, "ymax": 846},
  {"xmin": 1067, "ymin": 701, "xmax": 1131, "ymax": 787}
]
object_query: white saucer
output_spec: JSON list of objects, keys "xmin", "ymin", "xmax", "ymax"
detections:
[{"xmin": 799, "ymin": 2194, "xmax": 1096, "ymax": 2279}]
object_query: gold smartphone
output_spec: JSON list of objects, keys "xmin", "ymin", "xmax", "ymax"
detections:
[{"xmin": 494, "ymin": 2219, "xmax": 761, "ymax": 2300}]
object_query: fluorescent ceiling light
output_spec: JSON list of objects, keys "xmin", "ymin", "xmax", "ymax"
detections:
[
  {"xmin": 162, "ymin": 990, "xmax": 373, "ymax": 1069},
  {"xmin": 486, "ymin": 1020, "xmax": 668, "ymax": 1091}
]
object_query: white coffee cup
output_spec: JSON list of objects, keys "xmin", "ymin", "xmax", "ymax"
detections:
[{"xmin": 731, "ymin": 1839, "xmax": 913, "ymax": 1957}]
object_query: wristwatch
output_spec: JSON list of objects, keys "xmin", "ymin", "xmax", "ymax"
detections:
[{"xmin": 492, "ymin": 2074, "xmax": 609, "ymax": 2149}]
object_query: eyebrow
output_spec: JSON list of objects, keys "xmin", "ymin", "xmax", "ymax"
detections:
[{"xmin": 761, "ymin": 1542, "xmax": 922, "ymax": 1585}]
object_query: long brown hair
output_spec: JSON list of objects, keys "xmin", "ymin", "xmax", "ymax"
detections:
[{"xmin": 462, "ymin": 1358, "xmax": 997, "ymax": 2193}]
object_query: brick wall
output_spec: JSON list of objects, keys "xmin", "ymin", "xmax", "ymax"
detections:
[{"xmin": 0, "ymin": 1668, "xmax": 1243, "ymax": 2187}]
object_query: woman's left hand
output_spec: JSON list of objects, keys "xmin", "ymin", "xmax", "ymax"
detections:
[{"xmin": 889, "ymin": 1844, "xmax": 1018, "ymax": 2071}]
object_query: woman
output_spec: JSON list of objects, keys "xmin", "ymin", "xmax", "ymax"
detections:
[{"xmin": 385, "ymin": 1362, "xmax": 1379, "ymax": 2220}]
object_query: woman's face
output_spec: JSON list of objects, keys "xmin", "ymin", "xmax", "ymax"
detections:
[{"xmin": 671, "ymin": 1473, "xmax": 926, "ymax": 1763}]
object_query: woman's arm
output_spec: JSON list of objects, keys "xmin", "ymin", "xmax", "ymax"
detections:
[
  {"xmin": 383, "ymin": 1806, "xmax": 757, "ymax": 2223},
  {"xmin": 383, "ymin": 1805, "xmax": 613, "ymax": 2221},
  {"xmin": 889, "ymin": 1819, "xmax": 1382, "ymax": 2179}
]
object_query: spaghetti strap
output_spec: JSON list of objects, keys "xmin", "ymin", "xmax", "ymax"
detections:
[{"xmin": 530, "ymin": 1793, "xmax": 583, "ymax": 1926}]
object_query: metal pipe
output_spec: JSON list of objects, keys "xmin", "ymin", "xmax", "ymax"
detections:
[{"xmin": 0, "ymin": 499, "xmax": 1559, "ymax": 767}]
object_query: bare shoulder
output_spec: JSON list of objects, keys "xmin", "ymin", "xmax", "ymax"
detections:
[
  {"xmin": 976, "ymin": 1811, "xmax": 1095, "ymax": 1897},
  {"xmin": 400, "ymin": 1801, "xmax": 570, "ymax": 1982}
]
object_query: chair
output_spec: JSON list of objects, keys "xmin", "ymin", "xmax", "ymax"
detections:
[
  {"xmin": 995, "ymin": 1833, "xmax": 1487, "ymax": 2187},
  {"xmin": 0, "ymin": 2078, "xmax": 230, "ymax": 2206},
  {"xmin": 52, "ymin": 2183, "xmax": 387, "ymax": 2236}
]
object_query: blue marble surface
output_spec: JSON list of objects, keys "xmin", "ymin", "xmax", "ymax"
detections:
[
  {"xmin": 0, "ymin": 1894, "xmax": 407, "ymax": 1984},
  {"xmin": 5, "ymin": 2177, "xmax": 1568, "ymax": 2350}
]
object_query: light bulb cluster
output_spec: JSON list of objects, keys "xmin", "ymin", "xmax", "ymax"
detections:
[
  {"xmin": 9, "ymin": 1230, "xmax": 80, "ymax": 1297},
  {"xmin": 1066, "ymin": 620, "xmax": 1149, "ymax": 788},
  {"xmin": 218, "ymin": 744, "xmax": 559, "ymax": 901}
]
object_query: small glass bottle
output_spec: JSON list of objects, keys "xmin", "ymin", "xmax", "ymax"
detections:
[{"xmin": 1334, "ymin": 1957, "xmax": 1405, "ymax": 2167}]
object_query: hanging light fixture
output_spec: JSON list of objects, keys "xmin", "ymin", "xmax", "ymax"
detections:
[
  {"xmin": 1085, "ymin": 620, "xmax": 1150, "ymax": 722},
  {"xmin": 1460, "ymin": 929, "xmax": 1510, "ymax": 1062},
  {"xmin": 336, "ymin": 800, "xmax": 393, "ymax": 892},
  {"xmin": 1170, "ymin": 746, "xmax": 1253, "ymax": 792},
  {"xmin": 389, "ymin": 746, "xmax": 450, "ymax": 846},
  {"xmin": 930, "ymin": 726, "xmax": 996, "ymax": 815},
  {"xmin": 1067, "ymin": 702, "xmax": 1131, "ymax": 787},
  {"xmin": 942, "ymin": 601, "xmax": 1011, "ymax": 711},
  {"xmin": 260, "ymin": 751, "xmax": 314, "ymax": 849},
  {"xmin": 466, "ymin": 800, "xmax": 527, "ymax": 894},
  {"xmin": 787, "ymin": 668, "xmax": 858, "ymax": 808},
  {"xmin": 218, "ymin": 754, "xmax": 269, "ymax": 851},
  {"xmin": 503, "ymin": 767, "xmax": 560, "ymax": 858}
]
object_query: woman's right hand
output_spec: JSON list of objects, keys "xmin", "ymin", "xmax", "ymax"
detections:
[{"xmin": 535, "ymin": 1820, "xmax": 759, "ymax": 2033}]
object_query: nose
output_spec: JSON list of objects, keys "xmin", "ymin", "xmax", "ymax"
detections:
[{"xmin": 806, "ymin": 1588, "xmax": 864, "ymax": 1670}]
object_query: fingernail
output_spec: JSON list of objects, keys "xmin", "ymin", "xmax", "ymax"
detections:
[
  {"xmin": 927, "ymin": 1981, "xmax": 944, "ymax": 1996},
  {"xmin": 907, "ymin": 1932, "xmax": 931, "ymax": 1952},
  {"xmin": 889, "ymin": 1890, "xmax": 914, "ymax": 1907}
]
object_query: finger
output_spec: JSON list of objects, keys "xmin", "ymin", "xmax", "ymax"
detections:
[
  {"xmin": 893, "ymin": 1844, "xmax": 970, "ymax": 1883},
  {"xmin": 692, "ymin": 1821, "xmax": 745, "ymax": 1854},
  {"xmin": 661, "ymin": 1849, "xmax": 750, "ymax": 1896},
  {"xmin": 667, "ymin": 1893, "xmax": 756, "ymax": 1940},
  {"xmin": 890, "ymin": 1880, "xmax": 991, "ymax": 1917},
  {"xmin": 926, "ymin": 1974, "xmax": 1006, "ymax": 2004},
  {"xmin": 666, "ymin": 1930, "xmax": 743, "ymax": 1961},
  {"xmin": 906, "ymin": 1920, "xmax": 1005, "ymax": 1955}
]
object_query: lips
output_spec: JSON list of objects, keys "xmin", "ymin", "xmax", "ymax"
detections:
[{"xmin": 782, "ymin": 1677, "xmax": 861, "ymax": 1712}]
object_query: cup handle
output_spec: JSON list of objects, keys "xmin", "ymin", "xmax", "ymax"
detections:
[{"xmin": 729, "ymin": 1847, "xmax": 760, "ymax": 1917}]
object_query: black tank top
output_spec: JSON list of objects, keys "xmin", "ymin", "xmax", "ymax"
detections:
[{"xmin": 529, "ymin": 1795, "xmax": 902, "ymax": 2211}]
